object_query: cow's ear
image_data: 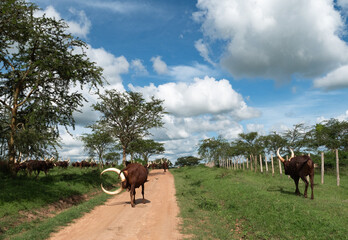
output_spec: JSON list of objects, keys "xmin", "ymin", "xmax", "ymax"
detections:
[{"xmin": 123, "ymin": 170, "xmax": 128, "ymax": 177}]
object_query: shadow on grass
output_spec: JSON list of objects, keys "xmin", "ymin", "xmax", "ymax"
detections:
[{"xmin": 266, "ymin": 186, "xmax": 295, "ymax": 196}]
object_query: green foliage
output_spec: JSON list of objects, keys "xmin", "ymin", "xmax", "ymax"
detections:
[
  {"xmin": 172, "ymin": 166, "xmax": 348, "ymax": 240},
  {"xmin": 128, "ymin": 138, "xmax": 165, "ymax": 163},
  {"xmin": 0, "ymin": 0, "xmax": 103, "ymax": 162},
  {"xmin": 175, "ymin": 156, "xmax": 201, "ymax": 167},
  {"xmin": 93, "ymin": 90, "xmax": 165, "ymax": 165},
  {"xmin": 80, "ymin": 123, "xmax": 117, "ymax": 166}
]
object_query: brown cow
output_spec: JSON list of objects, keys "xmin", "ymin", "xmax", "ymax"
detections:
[
  {"xmin": 101, "ymin": 163, "xmax": 148, "ymax": 207},
  {"xmin": 277, "ymin": 148, "xmax": 314, "ymax": 199}
]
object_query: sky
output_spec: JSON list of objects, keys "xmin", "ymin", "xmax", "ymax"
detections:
[{"xmin": 30, "ymin": 0, "xmax": 348, "ymax": 164}]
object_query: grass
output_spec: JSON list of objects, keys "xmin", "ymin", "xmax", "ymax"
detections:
[
  {"xmin": 0, "ymin": 166, "xmax": 120, "ymax": 240},
  {"xmin": 171, "ymin": 165, "xmax": 348, "ymax": 240}
]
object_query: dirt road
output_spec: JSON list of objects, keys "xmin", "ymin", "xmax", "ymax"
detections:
[{"xmin": 49, "ymin": 169, "xmax": 183, "ymax": 240}]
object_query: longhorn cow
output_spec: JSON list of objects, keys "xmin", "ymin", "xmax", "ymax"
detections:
[
  {"xmin": 277, "ymin": 148, "xmax": 314, "ymax": 199},
  {"xmin": 101, "ymin": 163, "xmax": 148, "ymax": 207}
]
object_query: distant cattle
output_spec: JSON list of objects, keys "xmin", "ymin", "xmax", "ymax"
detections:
[
  {"xmin": 26, "ymin": 160, "xmax": 55, "ymax": 178},
  {"xmin": 56, "ymin": 160, "xmax": 69, "ymax": 169}
]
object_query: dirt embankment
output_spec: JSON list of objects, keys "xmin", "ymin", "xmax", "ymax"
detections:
[{"xmin": 49, "ymin": 169, "xmax": 183, "ymax": 240}]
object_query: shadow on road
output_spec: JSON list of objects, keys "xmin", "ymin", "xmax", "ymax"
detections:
[{"xmin": 107, "ymin": 199, "xmax": 151, "ymax": 206}]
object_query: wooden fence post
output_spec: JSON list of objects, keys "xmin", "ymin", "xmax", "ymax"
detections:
[
  {"xmin": 336, "ymin": 149, "xmax": 340, "ymax": 186},
  {"xmin": 271, "ymin": 154, "xmax": 274, "ymax": 176},
  {"xmin": 279, "ymin": 159, "xmax": 282, "ymax": 176},
  {"xmin": 321, "ymin": 152, "xmax": 324, "ymax": 184},
  {"xmin": 265, "ymin": 155, "xmax": 269, "ymax": 172},
  {"xmin": 259, "ymin": 154, "xmax": 263, "ymax": 173}
]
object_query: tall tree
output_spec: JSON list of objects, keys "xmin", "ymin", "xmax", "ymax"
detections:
[
  {"xmin": 128, "ymin": 138, "xmax": 165, "ymax": 163},
  {"xmin": 0, "ymin": 0, "xmax": 103, "ymax": 163},
  {"xmin": 80, "ymin": 124, "xmax": 115, "ymax": 166},
  {"xmin": 93, "ymin": 90, "xmax": 165, "ymax": 166}
]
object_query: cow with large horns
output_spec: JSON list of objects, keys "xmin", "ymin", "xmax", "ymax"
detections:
[
  {"xmin": 277, "ymin": 148, "xmax": 314, "ymax": 199},
  {"xmin": 100, "ymin": 163, "xmax": 148, "ymax": 207}
]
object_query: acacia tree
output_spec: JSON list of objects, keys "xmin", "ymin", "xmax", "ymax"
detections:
[
  {"xmin": 80, "ymin": 124, "xmax": 116, "ymax": 166},
  {"xmin": 93, "ymin": 90, "xmax": 165, "ymax": 166},
  {"xmin": 0, "ymin": 0, "xmax": 103, "ymax": 163},
  {"xmin": 128, "ymin": 138, "xmax": 165, "ymax": 163}
]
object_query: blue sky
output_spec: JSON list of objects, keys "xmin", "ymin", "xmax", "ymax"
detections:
[{"xmin": 31, "ymin": 0, "xmax": 348, "ymax": 163}]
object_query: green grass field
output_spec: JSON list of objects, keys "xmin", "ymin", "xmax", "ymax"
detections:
[
  {"xmin": 0, "ymin": 167, "xmax": 120, "ymax": 240},
  {"xmin": 171, "ymin": 165, "xmax": 348, "ymax": 240}
]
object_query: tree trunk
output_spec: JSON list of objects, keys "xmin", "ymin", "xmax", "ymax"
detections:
[
  {"xmin": 8, "ymin": 86, "xmax": 20, "ymax": 164},
  {"xmin": 122, "ymin": 146, "xmax": 127, "ymax": 166},
  {"xmin": 259, "ymin": 154, "xmax": 263, "ymax": 173}
]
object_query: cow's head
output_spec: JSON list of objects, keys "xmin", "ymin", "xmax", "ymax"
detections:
[
  {"xmin": 100, "ymin": 168, "xmax": 126, "ymax": 195},
  {"xmin": 277, "ymin": 148, "xmax": 295, "ymax": 174}
]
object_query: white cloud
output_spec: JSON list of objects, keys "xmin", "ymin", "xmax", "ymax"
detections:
[
  {"xmin": 194, "ymin": 0, "xmax": 348, "ymax": 82},
  {"xmin": 35, "ymin": 6, "xmax": 91, "ymax": 38},
  {"xmin": 194, "ymin": 39, "xmax": 215, "ymax": 66},
  {"xmin": 313, "ymin": 65, "xmax": 348, "ymax": 90},
  {"xmin": 84, "ymin": 45, "xmax": 129, "ymax": 91},
  {"xmin": 129, "ymin": 76, "xmax": 260, "ymax": 118},
  {"xmin": 169, "ymin": 63, "xmax": 216, "ymax": 82},
  {"xmin": 151, "ymin": 56, "xmax": 168, "ymax": 74},
  {"xmin": 131, "ymin": 59, "xmax": 148, "ymax": 76}
]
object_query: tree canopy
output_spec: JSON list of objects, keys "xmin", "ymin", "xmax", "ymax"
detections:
[
  {"xmin": 0, "ymin": 0, "xmax": 103, "ymax": 163},
  {"xmin": 93, "ymin": 90, "xmax": 165, "ymax": 166}
]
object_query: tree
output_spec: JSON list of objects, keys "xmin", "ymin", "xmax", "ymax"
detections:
[
  {"xmin": 283, "ymin": 123, "xmax": 311, "ymax": 153},
  {"xmin": 175, "ymin": 156, "xmax": 201, "ymax": 167},
  {"xmin": 0, "ymin": 0, "xmax": 103, "ymax": 163},
  {"xmin": 93, "ymin": 90, "xmax": 165, "ymax": 166},
  {"xmin": 80, "ymin": 124, "xmax": 116, "ymax": 166},
  {"xmin": 128, "ymin": 138, "xmax": 165, "ymax": 163}
]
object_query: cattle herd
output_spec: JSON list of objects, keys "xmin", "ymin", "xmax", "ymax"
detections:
[
  {"xmin": 9, "ymin": 149, "xmax": 314, "ymax": 208},
  {"xmin": 10, "ymin": 159, "xmax": 117, "ymax": 178}
]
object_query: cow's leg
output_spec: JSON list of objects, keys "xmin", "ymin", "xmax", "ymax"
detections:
[
  {"xmin": 300, "ymin": 175, "xmax": 309, "ymax": 198},
  {"xmin": 130, "ymin": 185, "xmax": 135, "ymax": 207},
  {"xmin": 142, "ymin": 184, "xmax": 145, "ymax": 204},
  {"xmin": 293, "ymin": 176, "xmax": 300, "ymax": 195}
]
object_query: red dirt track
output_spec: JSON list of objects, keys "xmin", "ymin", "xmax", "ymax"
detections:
[{"xmin": 49, "ymin": 169, "xmax": 183, "ymax": 240}]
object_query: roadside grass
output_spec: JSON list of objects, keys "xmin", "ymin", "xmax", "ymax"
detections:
[
  {"xmin": 172, "ymin": 165, "xmax": 348, "ymax": 240},
  {"xmin": 0, "ymin": 167, "xmax": 120, "ymax": 240}
]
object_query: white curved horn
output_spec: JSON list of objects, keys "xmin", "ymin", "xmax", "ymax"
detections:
[
  {"xmin": 100, "ymin": 168, "xmax": 126, "ymax": 195},
  {"xmin": 289, "ymin": 148, "xmax": 295, "ymax": 159},
  {"xmin": 277, "ymin": 148, "xmax": 285, "ymax": 163}
]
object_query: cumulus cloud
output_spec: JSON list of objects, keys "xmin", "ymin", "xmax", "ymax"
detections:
[
  {"xmin": 84, "ymin": 45, "xmax": 129, "ymax": 91},
  {"xmin": 313, "ymin": 65, "xmax": 348, "ymax": 90},
  {"xmin": 35, "ymin": 6, "xmax": 91, "ymax": 38},
  {"xmin": 169, "ymin": 63, "xmax": 216, "ymax": 82},
  {"xmin": 193, "ymin": 0, "xmax": 348, "ymax": 82},
  {"xmin": 129, "ymin": 76, "xmax": 260, "ymax": 118},
  {"xmin": 151, "ymin": 56, "xmax": 168, "ymax": 74},
  {"xmin": 131, "ymin": 59, "xmax": 148, "ymax": 76}
]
